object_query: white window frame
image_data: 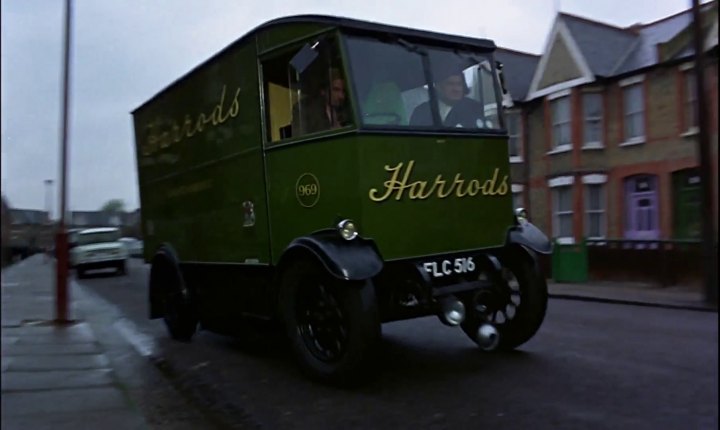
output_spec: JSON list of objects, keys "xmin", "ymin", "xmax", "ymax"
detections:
[
  {"xmin": 548, "ymin": 90, "xmax": 572, "ymax": 154},
  {"xmin": 582, "ymin": 90, "xmax": 604, "ymax": 149},
  {"xmin": 512, "ymin": 184, "xmax": 524, "ymax": 209},
  {"xmin": 506, "ymin": 109, "xmax": 523, "ymax": 163},
  {"xmin": 549, "ymin": 176, "xmax": 575, "ymax": 244},
  {"xmin": 582, "ymin": 174, "xmax": 607, "ymax": 239},
  {"xmin": 619, "ymin": 75, "xmax": 645, "ymax": 146}
]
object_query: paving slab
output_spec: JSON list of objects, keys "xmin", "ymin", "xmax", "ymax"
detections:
[
  {"xmin": 1, "ymin": 387, "xmax": 132, "ymax": 416},
  {"xmin": 3, "ymin": 354, "xmax": 110, "ymax": 371},
  {"xmin": 1, "ymin": 256, "xmax": 150, "ymax": 429},
  {"xmin": 2, "ymin": 369, "xmax": 114, "ymax": 391},
  {"xmin": 1, "ymin": 408, "xmax": 147, "ymax": 430},
  {"xmin": 0, "ymin": 322, "xmax": 95, "ymax": 337},
  {"xmin": 2, "ymin": 342, "xmax": 102, "ymax": 355}
]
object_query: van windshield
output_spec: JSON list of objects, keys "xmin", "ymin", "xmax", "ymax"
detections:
[{"xmin": 345, "ymin": 35, "xmax": 503, "ymax": 131}]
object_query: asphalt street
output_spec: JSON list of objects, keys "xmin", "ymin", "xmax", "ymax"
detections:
[{"xmin": 74, "ymin": 259, "xmax": 718, "ymax": 430}]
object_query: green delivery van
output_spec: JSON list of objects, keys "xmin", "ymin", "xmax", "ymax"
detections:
[{"xmin": 132, "ymin": 15, "xmax": 552, "ymax": 384}]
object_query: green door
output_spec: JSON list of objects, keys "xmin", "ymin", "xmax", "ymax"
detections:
[{"xmin": 673, "ymin": 169, "xmax": 701, "ymax": 240}]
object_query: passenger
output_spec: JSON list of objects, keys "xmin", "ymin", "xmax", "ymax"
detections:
[
  {"xmin": 293, "ymin": 67, "xmax": 350, "ymax": 135},
  {"xmin": 410, "ymin": 69, "xmax": 484, "ymax": 128}
]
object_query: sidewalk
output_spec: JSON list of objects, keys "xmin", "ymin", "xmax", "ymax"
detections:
[
  {"xmin": 547, "ymin": 279, "xmax": 717, "ymax": 312},
  {"xmin": 1, "ymin": 255, "xmax": 148, "ymax": 430}
]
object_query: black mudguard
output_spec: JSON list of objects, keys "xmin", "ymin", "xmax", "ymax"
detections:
[
  {"xmin": 506, "ymin": 219, "xmax": 552, "ymax": 255},
  {"xmin": 280, "ymin": 230, "xmax": 384, "ymax": 281}
]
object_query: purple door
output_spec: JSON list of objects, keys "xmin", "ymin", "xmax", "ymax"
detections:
[{"xmin": 624, "ymin": 175, "xmax": 660, "ymax": 240}]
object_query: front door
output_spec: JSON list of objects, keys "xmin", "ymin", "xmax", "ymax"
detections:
[{"xmin": 624, "ymin": 175, "xmax": 660, "ymax": 240}]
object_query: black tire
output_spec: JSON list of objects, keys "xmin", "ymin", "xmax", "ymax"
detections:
[
  {"xmin": 155, "ymin": 257, "xmax": 197, "ymax": 341},
  {"xmin": 461, "ymin": 248, "xmax": 548, "ymax": 351},
  {"xmin": 117, "ymin": 261, "xmax": 127, "ymax": 276},
  {"xmin": 279, "ymin": 258, "xmax": 381, "ymax": 385}
]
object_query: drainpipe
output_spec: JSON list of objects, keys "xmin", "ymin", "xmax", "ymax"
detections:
[{"xmin": 690, "ymin": 0, "xmax": 718, "ymax": 306}]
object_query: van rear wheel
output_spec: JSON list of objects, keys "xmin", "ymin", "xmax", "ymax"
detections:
[
  {"xmin": 280, "ymin": 258, "xmax": 380, "ymax": 385},
  {"xmin": 154, "ymin": 256, "xmax": 197, "ymax": 341}
]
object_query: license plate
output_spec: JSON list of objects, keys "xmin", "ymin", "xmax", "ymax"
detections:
[{"xmin": 422, "ymin": 256, "xmax": 476, "ymax": 278}]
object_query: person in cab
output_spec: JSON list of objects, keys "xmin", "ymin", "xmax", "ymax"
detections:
[
  {"xmin": 409, "ymin": 68, "xmax": 484, "ymax": 129},
  {"xmin": 292, "ymin": 67, "xmax": 350, "ymax": 135}
]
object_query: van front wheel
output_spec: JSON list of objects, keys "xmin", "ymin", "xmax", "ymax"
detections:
[
  {"xmin": 280, "ymin": 258, "xmax": 380, "ymax": 385},
  {"xmin": 461, "ymin": 249, "xmax": 548, "ymax": 351}
]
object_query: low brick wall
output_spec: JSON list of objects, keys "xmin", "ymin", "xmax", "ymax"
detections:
[{"xmin": 586, "ymin": 241, "xmax": 704, "ymax": 287}]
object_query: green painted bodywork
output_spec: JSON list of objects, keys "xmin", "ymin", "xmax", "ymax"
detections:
[
  {"xmin": 266, "ymin": 133, "xmax": 513, "ymax": 262},
  {"xmin": 133, "ymin": 40, "xmax": 270, "ymax": 263},
  {"xmin": 132, "ymin": 19, "xmax": 513, "ymax": 266},
  {"xmin": 255, "ymin": 23, "xmax": 331, "ymax": 55}
]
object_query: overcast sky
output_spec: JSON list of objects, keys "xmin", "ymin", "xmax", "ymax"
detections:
[{"xmin": 0, "ymin": 0, "xmax": 702, "ymax": 216}]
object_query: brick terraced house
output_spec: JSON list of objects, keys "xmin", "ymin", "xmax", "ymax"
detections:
[
  {"xmin": 500, "ymin": 2, "xmax": 718, "ymax": 283},
  {"xmin": 522, "ymin": 3, "xmax": 717, "ymax": 243}
]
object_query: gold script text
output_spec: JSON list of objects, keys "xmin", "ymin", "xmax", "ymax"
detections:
[
  {"xmin": 368, "ymin": 160, "xmax": 509, "ymax": 202},
  {"xmin": 141, "ymin": 85, "xmax": 241, "ymax": 156}
]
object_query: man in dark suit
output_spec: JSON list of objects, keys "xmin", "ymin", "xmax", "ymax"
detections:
[
  {"xmin": 292, "ymin": 68, "xmax": 350, "ymax": 136},
  {"xmin": 409, "ymin": 71, "xmax": 485, "ymax": 129}
]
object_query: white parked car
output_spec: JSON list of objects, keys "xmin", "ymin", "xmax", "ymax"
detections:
[
  {"xmin": 119, "ymin": 237, "xmax": 143, "ymax": 258},
  {"xmin": 71, "ymin": 227, "xmax": 128, "ymax": 278}
]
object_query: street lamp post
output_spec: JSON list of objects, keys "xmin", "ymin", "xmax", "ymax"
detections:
[{"xmin": 55, "ymin": 0, "xmax": 73, "ymax": 324}]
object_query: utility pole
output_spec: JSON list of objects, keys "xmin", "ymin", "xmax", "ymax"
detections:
[
  {"xmin": 55, "ymin": 0, "xmax": 73, "ymax": 324},
  {"xmin": 690, "ymin": 0, "xmax": 717, "ymax": 306}
]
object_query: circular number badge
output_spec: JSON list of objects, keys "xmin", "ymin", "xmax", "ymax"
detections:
[{"xmin": 295, "ymin": 173, "xmax": 320, "ymax": 208}]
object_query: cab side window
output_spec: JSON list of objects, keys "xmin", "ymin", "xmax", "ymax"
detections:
[{"xmin": 261, "ymin": 36, "xmax": 351, "ymax": 142}]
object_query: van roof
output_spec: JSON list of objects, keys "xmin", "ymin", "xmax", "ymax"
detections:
[{"xmin": 132, "ymin": 14, "xmax": 496, "ymax": 114}]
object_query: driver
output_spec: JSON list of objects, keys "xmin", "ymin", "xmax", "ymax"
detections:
[
  {"xmin": 293, "ymin": 67, "xmax": 350, "ymax": 135},
  {"xmin": 409, "ymin": 69, "xmax": 484, "ymax": 128}
]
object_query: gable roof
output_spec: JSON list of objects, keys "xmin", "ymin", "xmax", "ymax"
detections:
[
  {"xmin": 526, "ymin": 1, "xmax": 718, "ymax": 100},
  {"xmin": 561, "ymin": 13, "xmax": 638, "ymax": 77},
  {"xmin": 495, "ymin": 48, "xmax": 540, "ymax": 101},
  {"xmin": 613, "ymin": 3, "xmax": 716, "ymax": 74}
]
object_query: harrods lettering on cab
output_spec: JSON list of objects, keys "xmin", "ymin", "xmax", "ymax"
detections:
[{"xmin": 368, "ymin": 160, "xmax": 509, "ymax": 202}]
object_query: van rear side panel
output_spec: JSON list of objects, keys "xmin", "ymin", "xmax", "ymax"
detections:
[{"xmin": 132, "ymin": 41, "xmax": 269, "ymax": 265}]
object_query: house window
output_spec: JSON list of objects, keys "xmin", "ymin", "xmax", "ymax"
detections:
[
  {"xmin": 684, "ymin": 70, "xmax": 698, "ymax": 132},
  {"xmin": 512, "ymin": 191, "xmax": 523, "ymax": 210},
  {"xmin": 551, "ymin": 96, "xmax": 571, "ymax": 149},
  {"xmin": 622, "ymin": 83, "xmax": 644, "ymax": 142},
  {"xmin": 506, "ymin": 110, "xmax": 522, "ymax": 160},
  {"xmin": 585, "ymin": 184, "xmax": 606, "ymax": 238},
  {"xmin": 552, "ymin": 185, "xmax": 574, "ymax": 242},
  {"xmin": 511, "ymin": 183, "xmax": 525, "ymax": 211},
  {"xmin": 583, "ymin": 92, "xmax": 603, "ymax": 147},
  {"xmin": 672, "ymin": 168, "xmax": 701, "ymax": 239},
  {"xmin": 624, "ymin": 175, "xmax": 659, "ymax": 240}
]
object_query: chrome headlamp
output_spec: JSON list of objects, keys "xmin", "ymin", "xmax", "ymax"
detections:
[{"xmin": 337, "ymin": 219, "xmax": 358, "ymax": 241}]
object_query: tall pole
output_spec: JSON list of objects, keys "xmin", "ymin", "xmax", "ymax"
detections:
[
  {"xmin": 690, "ymin": 0, "xmax": 717, "ymax": 306},
  {"xmin": 55, "ymin": 0, "xmax": 73, "ymax": 324}
]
